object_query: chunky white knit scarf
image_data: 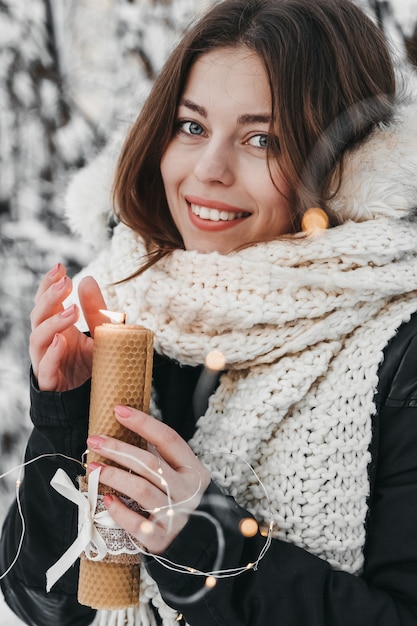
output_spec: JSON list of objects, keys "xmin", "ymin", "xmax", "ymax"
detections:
[{"xmin": 81, "ymin": 215, "xmax": 417, "ymax": 625}]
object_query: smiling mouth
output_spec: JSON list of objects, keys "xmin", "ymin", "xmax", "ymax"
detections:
[{"xmin": 190, "ymin": 203, "xmax": 250, "ymax": 222}]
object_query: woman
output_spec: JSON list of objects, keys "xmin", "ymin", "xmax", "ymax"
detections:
[{"xmin": 2, "ymin": 0, "xmax": 417, "ymax": 624}]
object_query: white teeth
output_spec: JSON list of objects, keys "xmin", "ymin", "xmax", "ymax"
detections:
[
  {"xmin": 199, "ymin": 207, "xmax": 212, "ymax": 220},
  {"xmin": 210, "ymin": 209, "xmax": 220, "ymax": 221},
  {"xmin": 191, "ymin": 204, "xmax": 245, "ymax": 221}
]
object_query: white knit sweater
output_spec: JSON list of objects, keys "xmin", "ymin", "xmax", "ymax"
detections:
[{"xmin": 66, "ymin": 99, "xmax": 417, "ymax": 625}]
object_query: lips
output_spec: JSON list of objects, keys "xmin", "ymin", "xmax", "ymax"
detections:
[
  {"xmin": 185, "ymin": 196, "xmax": 251, "ymax": 231},
  {"xmin": 191, "ymin": 203, "xmax": 248, "ymax": 222}
]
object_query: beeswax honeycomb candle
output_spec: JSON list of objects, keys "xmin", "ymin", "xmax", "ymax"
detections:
[{"xmin": 78, "ymin": 323, "xmax": 154, "ymax": 610}]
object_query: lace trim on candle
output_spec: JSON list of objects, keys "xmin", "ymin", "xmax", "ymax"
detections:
[
  {"xmin": 86, "ymin": 496, "xmax": 143, "ymax": 564},
  {"xmin": 47, "ymin": 468, "xmax": 146, "ymax": 591}
]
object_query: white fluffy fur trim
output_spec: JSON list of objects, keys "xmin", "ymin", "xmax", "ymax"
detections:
[
  {"xmin": 92, "ymin": 606, "xmax": 159, "ymax": 626},
  {"xmin": 329, "ymin": 101, "xmax": 417, "ymax": 221},
  {"xmin": 64, "ymin": 133, "xmax": 124, "ymax": 250}
]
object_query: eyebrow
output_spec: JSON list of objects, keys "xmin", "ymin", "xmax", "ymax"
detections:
[
  {"xmin": 237, "ymin": 113, "xmax": 271, "ymax": 125},
  {"xmin": 180, "ymin": 98, "xmax": 271, "ymax": 125}
]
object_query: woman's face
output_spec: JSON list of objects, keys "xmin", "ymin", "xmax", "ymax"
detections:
[{"xmin": 160, "ymin": 46, "xmax": 294, "ymax": 254}]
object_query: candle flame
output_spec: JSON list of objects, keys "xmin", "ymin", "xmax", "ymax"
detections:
[{"xmin": 99, "ymin": 309, "xmax": 127, "ymax": 324}]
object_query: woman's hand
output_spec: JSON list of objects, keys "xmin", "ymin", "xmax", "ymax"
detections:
[
  {"xmin": 29, "ymin": 264, "xmax": 107, "ymax": 392},
  {"xmin": 87, "ymin": 406, "xmax": 211, "ymax": 554}
]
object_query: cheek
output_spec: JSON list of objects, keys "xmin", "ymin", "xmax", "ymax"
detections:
[
  {"xmin": 260, "ymin": 180, "xmax": 290, "ymax": 212},
  {"xmin": 259, "ymin": 185, "xmax": 294, "ymax": 233},
  {"xmin": 160, "ymin": 148, "xmax": 185, "ymax": 233},
  {"xmin": 265, "ymin": 173, "xmax": 294, "ymax": 221},
  {"xmin": 160, "ymin": 142, "xmax": 188, "ymax": 197}
]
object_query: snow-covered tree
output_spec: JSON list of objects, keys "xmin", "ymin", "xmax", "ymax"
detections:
[
  {"xmin": 0, "ymin": 3, "xmax": 416, "ymax": 623},
  {"xmin": 0, "ymin": 0, "xmax": 101, "ymax": 493},
  {"xmin": 0, "ymin": 0, "xmax": 209, "ymax": 496},
  {"xmin": 0, "ymin": 0, "xmax": 416, "ymax": 499}
]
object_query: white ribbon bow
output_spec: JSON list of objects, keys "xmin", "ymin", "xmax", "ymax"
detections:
[{"xmin": 46, "ymin": 467, "xmax": 122, "ymax": 592}]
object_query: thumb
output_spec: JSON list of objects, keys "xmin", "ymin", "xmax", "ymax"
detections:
[{"xmin": 78, "ymin": 276, "xmax": 108, "ymax": 337}]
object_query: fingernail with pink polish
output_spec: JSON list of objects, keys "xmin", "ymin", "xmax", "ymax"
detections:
[
  {"xmin": 88, "ymin": 462, "xmax": 104, "ymax": 472},
  {"xmin": 54, "ymin": 276, "xmax": 67, "ymax": 291},
  {"xmin": 60, "ymin": 304, "xmax": 76, "ymax": 318},
  {"xmin": 115, "ymin": 405, "xmax": 132, "ymax": 419},
  {"xmin": 87, "ymin": 435, "xmax": 106, "ymax": 450},
  {"xmin": 48, "ymin": 263, "xmax": 60, "ymax": 277}
]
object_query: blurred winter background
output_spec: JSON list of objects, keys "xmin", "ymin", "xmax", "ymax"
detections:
[{"xmin": 0, "ymin": 0, "xmax": 417, "ymax": 623}]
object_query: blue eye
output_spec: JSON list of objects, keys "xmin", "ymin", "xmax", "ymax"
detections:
[
  {"xmin": 249, "ymin": 134, "xmax": 269, "ymax": 149},
  {"xmin": 179, "ymin": 120, "xmax": 204, "ymax": 136}
]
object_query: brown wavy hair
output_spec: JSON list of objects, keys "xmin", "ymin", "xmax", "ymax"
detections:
[{"xmin": 113, "ymin": 0, "xmax": 395, "ymax": 273}]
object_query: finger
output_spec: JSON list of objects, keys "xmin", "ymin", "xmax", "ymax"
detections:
[
  {"xmin": 113, "ymin": 406, "xmax": 198, "ymax": 471},
  {"xmin": 88, "ymin": 462, "xmax": 168, "ymax": 512},
  {"xmin": 103, "ymin": 491, "xmax": 186, "ymax": 554},
  {"xmin": 36, "ymin": 332, "xmax": 67, "ymax": 391},
  {"xmin": 102, "ymin": 494, "xmax": 167, "ymax": 553},
  {"xmin": 31, "ymin": 274, "xmax": 73, "ymax": 330},
  {"xmin": 29, "ymin": 304, "xmax": 80, "ymax": 375},
  {"xmin": 33, "ymin": 263, "xmax": 67, "ymax": 305},
  {"xmin": 78, "ymin": 276, "xmax": 108, "ymax": 337},
  {"xmin": 87, "ymin": 435, "xmax": 176, "ymax": 490}
]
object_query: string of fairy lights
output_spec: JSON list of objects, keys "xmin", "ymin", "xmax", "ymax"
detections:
[
  {"xmin": 0, "ymin": 447, "xmax": 274, "ymax": 598},
  {"xmin": 0, "ymin": 207, "xmax": 330, "ymax": 608}
]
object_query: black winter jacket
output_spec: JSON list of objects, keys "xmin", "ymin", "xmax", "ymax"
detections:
[{"xmin": 2, "ymin": 311, "xmax": 417, "ymax": 626}]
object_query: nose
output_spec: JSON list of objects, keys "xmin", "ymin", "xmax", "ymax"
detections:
[{"xmin": 193, "ymin": 139, "xmax": 235, "ymax": 186}]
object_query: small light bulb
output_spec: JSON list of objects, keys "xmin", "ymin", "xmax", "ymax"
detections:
[
  {"xmin": 301, "ymin": 207, "xmax": 329, "ymax": 234},
  {"xmin": 239, "ymin": 517, "xmax": 259, "ymax": 537},
  {"xmin": 205, "ymin": 350, "xmax": 226, "ymax": 371},
  {"xmin": 205, "ymin": 576, "xmax": 217, "ymax": 589},
  {"xmin": 140, "ymin": 520, "xmax": 154, "ymax": 535}
]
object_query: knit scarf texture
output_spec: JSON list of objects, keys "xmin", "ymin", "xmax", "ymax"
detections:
[{"xmin": 81, "ymin": 215, "xmax": 417, "ymax": 625}]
